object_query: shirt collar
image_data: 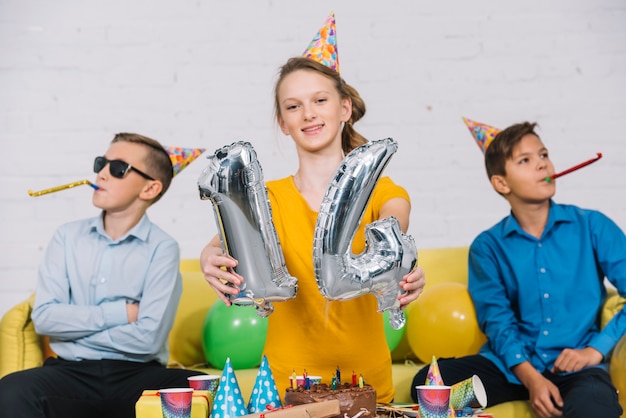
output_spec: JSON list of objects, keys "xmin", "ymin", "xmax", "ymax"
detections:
[
  {"xmin": 502, "ymin": 200, "xmax": 572, "ymax": 239},
  {"xmin": 89, "ymin": 212, "xmax": 151, "ymax": 243}
]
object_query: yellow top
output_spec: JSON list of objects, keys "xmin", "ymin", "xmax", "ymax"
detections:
[{"xmin": 263, "ymin": 175, "xmax": 410, "ymax": 403}]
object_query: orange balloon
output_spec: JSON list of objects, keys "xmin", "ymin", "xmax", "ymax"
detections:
[{"xmin": 406, "ymin": 283, "xmax": 487, "ymax": 364}]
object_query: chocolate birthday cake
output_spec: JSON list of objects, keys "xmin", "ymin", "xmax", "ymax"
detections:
[{"xmin": 284, "ymin": 383, "xmax": 377, "ymax": 417}]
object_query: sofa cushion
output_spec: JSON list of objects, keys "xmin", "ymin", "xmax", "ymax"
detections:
[
  {"xmin": 417, "ymin": 247, "xmax": 469, "ymax": 288},
  {"xmin": 610, "ymin": 336, "xmax": 626, "ymax": 412},
  {"xmin": 168, "ymin": 266, "xmax": 218, "ymax": 368},
  {"xmin": 0, "ymin": 294, "xmax": 44, "ymax": 378},
  {"xmin": 601, "ymin": 287, "xmax": 625, "ymax": 329},
  {"xmin": 0, "ymin": 268, "xmax": 218, "ymax": 373}
]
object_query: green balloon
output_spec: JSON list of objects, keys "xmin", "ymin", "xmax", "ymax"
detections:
[
  {"xmin": 202, "ymin": 302, "xmax": 268, "ymax": 370},
  {"xmin": 383, "ymin": 310, "xmax": 405, "ymax": 352}
]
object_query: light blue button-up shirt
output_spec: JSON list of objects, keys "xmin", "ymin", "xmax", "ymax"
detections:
[
  {"xmin": 32, "ymin": 213, "xmax": 181, "ymax": 365},
  {"xmin": 469, "ymin": 201, "xmax": 626, "ymax": 384}
]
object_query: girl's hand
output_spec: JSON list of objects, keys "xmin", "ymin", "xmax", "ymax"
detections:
[
  {"xmin": 397, "ymin": 266, "xmax": 426, "ymax": 308},
  {"xmin": 200, "ymin": 237, "xmax": 244, "ymax": 306}
]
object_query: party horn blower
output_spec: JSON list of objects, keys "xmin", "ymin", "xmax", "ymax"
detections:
[
  {"xmin": 28, "ymin": 179, "xmax": 99, "ymax": 196},
  {"xmin": 545, "ymin": 152, "xmax": 602, "ymax": 182}
]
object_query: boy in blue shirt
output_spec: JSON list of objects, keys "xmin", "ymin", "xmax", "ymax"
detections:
[
  {"xmin": 0, "ymin": 133, "xmax": 205, "ymax": 418},
  {"xmin": 411, "ymin": 121, "xmax": 625, "ymax": 418}
]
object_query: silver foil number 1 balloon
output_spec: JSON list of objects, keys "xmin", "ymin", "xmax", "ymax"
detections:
[
  {"xmin": 197, "ymin": 141, "xmax": 298, "ymax": 317},
  {"xmin": 313, "ymin": 138, "xmax": 417, "ymax": 330}
]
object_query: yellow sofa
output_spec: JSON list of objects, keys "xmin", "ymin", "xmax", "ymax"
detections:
[{"xmin": 1, "ymin": 247, "xmax": 624, "ymax": 417}]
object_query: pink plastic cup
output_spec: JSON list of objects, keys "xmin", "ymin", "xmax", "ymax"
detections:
[{"xmin": 159, "ymin": 388, "xmax": 193, "ymax": 418}]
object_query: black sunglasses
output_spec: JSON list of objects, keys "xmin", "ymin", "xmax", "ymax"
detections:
[{"xmin": 93, "ymin": 156, "xmax": 155, "ymax": 181}]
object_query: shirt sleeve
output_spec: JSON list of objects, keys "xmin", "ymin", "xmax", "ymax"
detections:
[
  {"xmin": 372, "ymin": 177, "xmax": 410, "ymax": 204},
  {"xmin": 468, "ymin": 233, "xmax": 530, "ymax": 370},
  {"xmin": 369, "ymin": 176, "xmax": 410, "ymax": 219},
  {"xmin": 587, "ymin": 211, "xmax": 626, "ymax": 356}
]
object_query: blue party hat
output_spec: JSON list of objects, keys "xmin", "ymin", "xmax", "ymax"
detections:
[
  {"xmin": 211, "ymin": 358, "xmax": 248, "ymax": 418},
  {"xmin": 247, "ymin": 355, "xmax": 282, "ymax": 413}
]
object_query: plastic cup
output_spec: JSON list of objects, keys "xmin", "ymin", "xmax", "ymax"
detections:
[
  {"xmin": 289, "ymin": 375, "xmax": 305, "ymax": 387},
  {"xmin": 450, "ymin": 375, "xmax": 487, "ymax": 410},
  {"xmin": 188, "ymin": 374, "xmax": 220, "ymax": 391},
  {"xmin": 415, "ymin": 385, "xmax": 451, "ymax": 418},
  {"xmin": 159, "ymin": 388, "xmax": 193, "ymax": 418},
  {"xmin": 290, "ymin": 375, "xmax": 323, "ymax": 388},
  {"xmin": 307, "ymin": 375, "xmax": 322, "ymax": 386}
]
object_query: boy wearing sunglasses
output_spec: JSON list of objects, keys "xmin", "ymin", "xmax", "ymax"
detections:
[{"xmin": 0, "ymin": 133, "xmax": 205, "ymax": 418}]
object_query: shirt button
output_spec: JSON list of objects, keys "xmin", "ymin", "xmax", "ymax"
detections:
[
  {"xmin": 100, "ymin": 277, "xmax": 106, "ymax": 283},
  {"xmin": 538, "ymin": 243, "xmax": 542, "ymax": 248},
  {"xmin": 544, "ymin": 293, "xmax": 550, "ymax": 299},
  {"xmin": 516, "ymin": 354, "xmax": 521, "ymax": 359},
  {"xmin": 546, "ymin": 317, "xmax": 552, "ymax": 323},
  {"xmin": 542, "ymin": 353, "xmax": 548, "ymax": 358},
  {"xmin": 540, "ymin": 267, "xmax": 546, "ymax": 273},
  {"xmin": 543, "ymin": 330, "xmax": 549, "ymax": 336}
]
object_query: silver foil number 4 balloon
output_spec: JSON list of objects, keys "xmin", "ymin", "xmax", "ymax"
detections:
[{"xmin": 313, "ymin": 138, "xmax": 417, "ymax": 330}]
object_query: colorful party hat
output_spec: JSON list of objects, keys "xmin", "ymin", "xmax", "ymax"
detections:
[
  {"xmin": 211, "ymin": 358, "xmax": 248, "ymax": 418},
  {"xmin": 462, "ymin": 117, "xmax": 500, "ymax": 153},
  {"xmin": 302, "ymin": 11, "xmax": 339, "ymax": 72},
  {"xmin": 164, "ymin": 146, "xmax": 205, "ymax": 176},
  {"xmin": 247, "ymin": 355, "xmax": 282, "ymax": 413},
  {"xmin": 425, "ymin": 356, "xmax": 445, "ymax": 386}
]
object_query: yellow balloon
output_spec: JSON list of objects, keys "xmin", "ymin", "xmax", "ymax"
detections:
[
  {"xmin": 610, "ymin": 337, "xmax": 626, "ymax": 410},
  {"xmin": 406, "ymin": 283, "xmax": 487, "ymax": 364}
]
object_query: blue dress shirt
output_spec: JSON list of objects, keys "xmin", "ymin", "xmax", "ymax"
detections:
[
  {"xmin": 32, "ymin": 213, "xmax": 181, "ymax": 365},
  {"xmin": 469, "ymin": 201, "xmax": 626, "ymax": 384}
]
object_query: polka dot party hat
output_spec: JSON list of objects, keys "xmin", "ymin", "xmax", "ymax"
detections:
[
  {"xmin": 462, "ymin": 117, "xmax": 501, "ymax": 153},
  {"xmin": 302, "ymin": 11, "xmax": 339, "ymax": 72},
  {"xmin": 247, "ymin": 355, "xmax": 282, "ymax": 413},
  {"xmin": 211, "ymin": 357, "xmax": 248, "ymax": 418},
  {"xmin": 163, "ymin": 146, "xmax": 205, "ymax": 176}
]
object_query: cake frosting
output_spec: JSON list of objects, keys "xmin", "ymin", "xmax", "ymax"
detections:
[{"xmin": 284, "ymin": 383, "xmax": 377, "ymax": 417}]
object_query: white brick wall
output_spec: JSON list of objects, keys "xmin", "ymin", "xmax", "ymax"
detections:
[{"xmin": 1, "ymin": 0, "xmax": 625, "ymax": 317}]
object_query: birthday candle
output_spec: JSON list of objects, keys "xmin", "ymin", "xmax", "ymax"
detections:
[
  {"xmin": 331, "ymin": 376, "xmax": 337, "ymax": 390},
  {"xmin": 291, "ymin": 370, "xmax": 297, "ymax": 389},
  {"xmin": 28, "ymin": 179, "xmax": 99, "ymax": 196},
  {"xmin": 358, "ymin": 374, "xmax": 364, "ymax": 389},
  {"xmin": 303, "ymin": 369, "xmax": 310, "ymax": 390},
  {"xmin": 352, "ymin": 371, "xmax": 357, "ymax": 387},
  {"xmin": 336, "ymin": 366, "xmax": 341, "ymax": 385}
]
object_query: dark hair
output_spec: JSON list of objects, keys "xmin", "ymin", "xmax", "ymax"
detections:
[
  {"xmin": 485, "ymin": 121, "xmax": 540, "ymax": 179},
  {"xmin": 111, "ymin": 132, "xmax": 173, "ymax": 203},
  {"xmin": 273, "ymin": 57, "xmax": 367, "ymax": 154}
]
